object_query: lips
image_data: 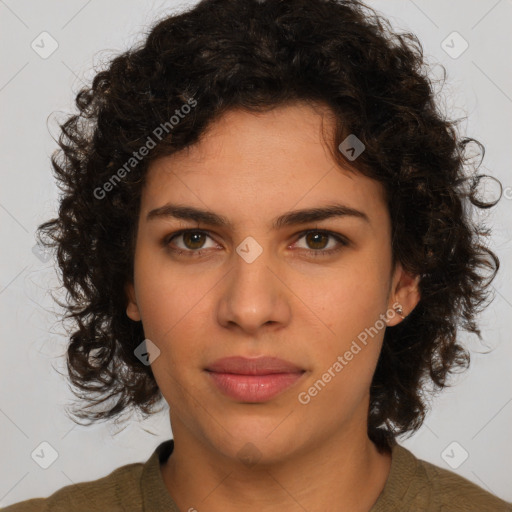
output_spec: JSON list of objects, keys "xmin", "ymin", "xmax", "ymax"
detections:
[
  {"xmin": 206, "ymin": 356, "xmax": 304, "ymax": 375},
  {"xmin": 205, "ymin": 356, "xmax": 306, "ymax": 402}
]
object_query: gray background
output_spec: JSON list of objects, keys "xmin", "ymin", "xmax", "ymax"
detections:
[{"xmin": 1, "ymin": 0, "xmax": 511, "ymax": 506}]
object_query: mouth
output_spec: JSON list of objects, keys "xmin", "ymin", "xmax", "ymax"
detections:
[{"xmin": 204, "ymin": 356, "xmax": 306, "ymax": 403}]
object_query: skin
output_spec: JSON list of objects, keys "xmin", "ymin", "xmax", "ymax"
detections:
[{"xmin": 125, "ymin": 101, "xmax": 421, "ymax": 512}]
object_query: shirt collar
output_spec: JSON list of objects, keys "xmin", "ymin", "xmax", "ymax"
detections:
[
  {"xmin": 140, "ymin": 438, "xmax": 420, "ymax": 511},
  {"xmin": 141, "ymin": 438, "xmax": 180, "ymax": 511}
]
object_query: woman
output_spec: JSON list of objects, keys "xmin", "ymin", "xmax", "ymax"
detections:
[{"xmin": 5, "ymin": 0, "xmax": 511, "ymax": 510}]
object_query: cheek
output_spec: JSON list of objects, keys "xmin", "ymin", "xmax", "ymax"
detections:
[
  {"xmin": 133, "ymin": 244, "xmax": 189, "ymax": 333},
  {"xmin": 299, "ymin": 257, "xmax": 389, "ymax": 346},
  {"xmin": 301, "ymin": 272, "xmax": 388, "ymax": 408},
  {"xmin": 135, "ymin": 268, "xmax": 207, "ymax": 408},
  {"xmin": 133, "ymin": 254, "xmax": 210, "ymax": 365}
]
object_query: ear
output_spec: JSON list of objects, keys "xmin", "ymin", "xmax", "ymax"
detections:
[
  {"xmin": 386, "ymin": 262, "xmax": 421, "ymax": 327},
  {"xmin": 125, "ymin": 281, "xmax": 141, "ymax": 322}
]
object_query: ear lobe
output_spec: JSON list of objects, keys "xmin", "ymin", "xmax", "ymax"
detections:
[
  {"xmin": 386, "ymin": 264, "xmax": 421, "ymax": 327},
  {"xmin": 125, "ymin": 282, "xmax": 141, "ymax": 322}
]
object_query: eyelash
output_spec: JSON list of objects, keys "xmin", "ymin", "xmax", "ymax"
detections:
[{"xmin": 162, "ymin": 229, "xmax": 349, "ymax": 258}]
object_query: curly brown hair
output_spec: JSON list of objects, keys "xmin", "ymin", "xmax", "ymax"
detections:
[{"xmin": 38, "ymin": 0, "xmax": 501, "ymax": 450}]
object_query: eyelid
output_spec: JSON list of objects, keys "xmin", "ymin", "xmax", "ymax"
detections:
[
  {"xmin": 163, "ymin": 228, "xmax": 349, "ymax": 255},
  {"xmin": 295, "ymin": 228, "xmax": 350, "ymax": 245}
]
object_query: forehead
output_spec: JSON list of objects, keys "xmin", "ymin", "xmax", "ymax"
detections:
[{"xmin": 141, "ymin": 103, "xmax": 387, "ymax": 229}]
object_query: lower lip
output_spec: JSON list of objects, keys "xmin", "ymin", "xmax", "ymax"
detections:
[{"xmin": 206, "ymin": 371, "xmax": 305, "ymax": 402}]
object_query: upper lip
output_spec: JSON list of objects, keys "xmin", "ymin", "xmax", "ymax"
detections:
[{"xmin": 205, "ymin": 356, "xmax": 304, "ymax": 375}]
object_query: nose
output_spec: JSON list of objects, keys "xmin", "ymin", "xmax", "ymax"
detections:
[{"xmin": 215, "ymin": 243, "xmax": 291, "ymax": 335}]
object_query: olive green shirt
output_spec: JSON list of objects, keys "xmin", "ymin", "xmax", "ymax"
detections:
[{"xmin": 3, "ymin": 439, "xmax": 511, "ymax": 511}]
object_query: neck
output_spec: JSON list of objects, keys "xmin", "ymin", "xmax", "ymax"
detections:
[{"xmin": 161, "ymin": 420, "xmax": 392, "ymax": 512}]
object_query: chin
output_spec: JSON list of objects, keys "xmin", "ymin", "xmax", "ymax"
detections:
[{"xmin": 203, "ymin": 415, "xmax": 304, "ymax": 467}]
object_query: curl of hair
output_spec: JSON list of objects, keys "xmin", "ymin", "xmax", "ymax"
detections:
[{"xmin": 38, "ymin": 0, "xmax": 501, "ymax": 448}]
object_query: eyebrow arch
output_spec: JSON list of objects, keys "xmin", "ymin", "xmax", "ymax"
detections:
[{"xmin": 146, "ymin": 202, "xmax": 370, "ymax": 229}]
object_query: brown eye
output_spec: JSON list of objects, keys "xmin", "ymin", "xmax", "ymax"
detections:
[
  {"xmin": 164, "ymin": 230, "xmax": 217, "ymax": 257},
  {"xmin": 293, "ymin": 230, "xmax": 349, "ymax": 257},
  {"xmin": 304, "ymin": 232, "xmax": 330, "ymax": 250},
  {"xmin": 181, "ymin": 231, "xmax": 207, "ymax": 250},
  {"xmin": 163, "ymin": 228, "xmax": 348, "ymax": 259}
]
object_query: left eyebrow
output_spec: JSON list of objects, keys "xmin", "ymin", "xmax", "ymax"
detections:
[{"xmin": 146, "ymin": 202, "xmax": 371, "ymax": 230}]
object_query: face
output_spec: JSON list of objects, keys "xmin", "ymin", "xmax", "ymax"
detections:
[{"xmin": 125, "ymin": 101, "xmax": 420, "ymax": 464}]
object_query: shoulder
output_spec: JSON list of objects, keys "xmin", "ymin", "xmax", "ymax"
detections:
[
  {"xmin": 417, "ymin": 455, "xmax": 511, "ymax": 511},
  {"xmin": 379, "ymin": 444, "xmax": 512, "ymax": 512},
  {"xmin": 1, "ymin": 462, "xmax": 144, "ymax": 512}
]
